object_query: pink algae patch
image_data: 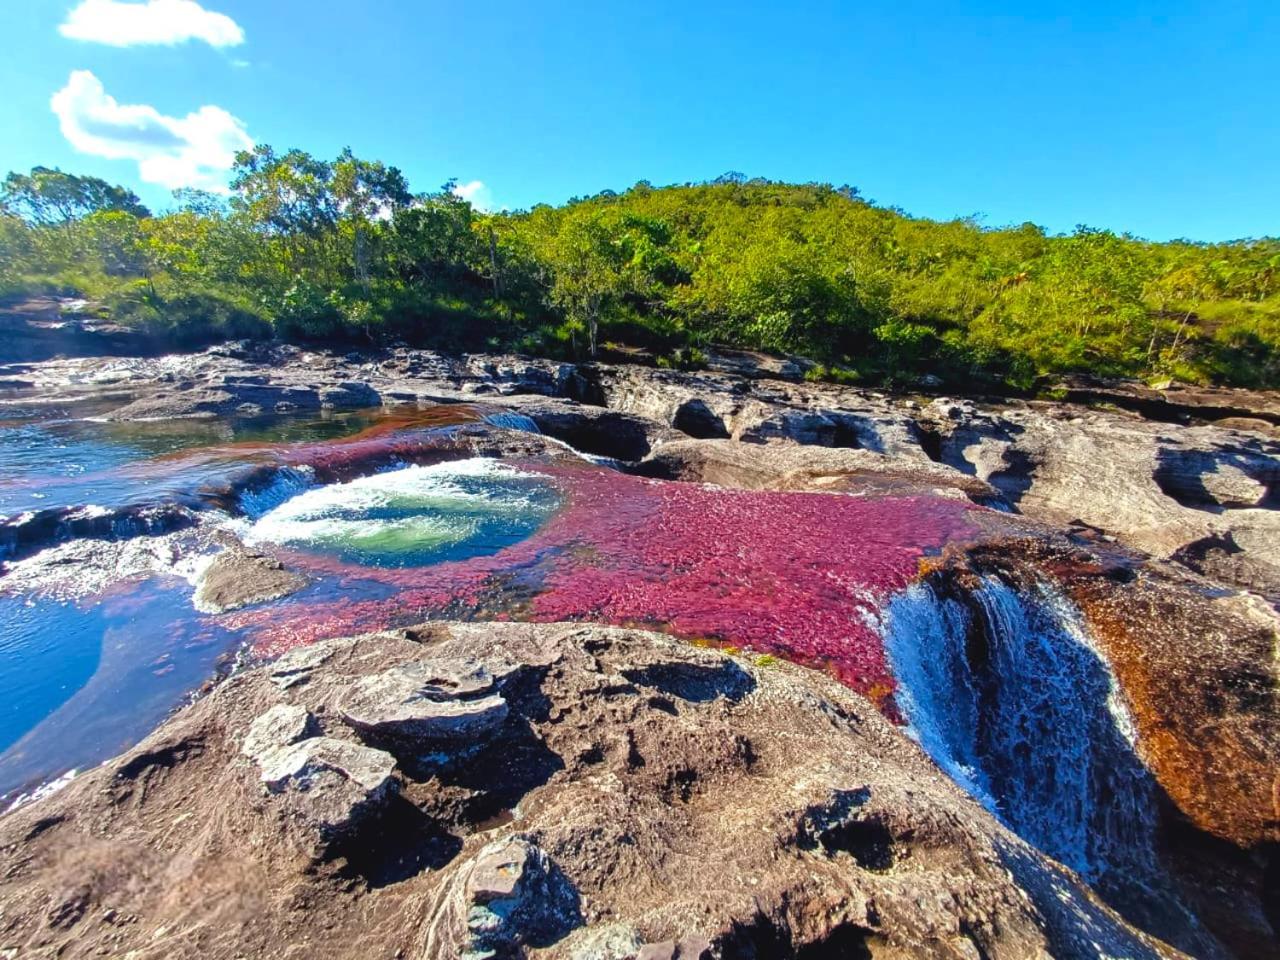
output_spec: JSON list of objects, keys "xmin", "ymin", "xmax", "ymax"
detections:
[{"xmin": 225, "ymin": 461, "xmax": 979, "ymax": 703}]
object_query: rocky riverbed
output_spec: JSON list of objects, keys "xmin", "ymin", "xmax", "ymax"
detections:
[{"xmin": 0, "ymin": 342, "xmax": 1276, "ymax": 958}]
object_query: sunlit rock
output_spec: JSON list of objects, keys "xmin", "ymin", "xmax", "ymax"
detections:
[
  {"xmin": 241, "ymin": 703, "xmax": 315, "ymax": 763},
  {"xmin": 338, "ymin": 660, "xmax": 511, "ymax": 742},
  {"xmin": 256, "ymin": 735, "xmax": 397, "ymax": 838},
  {"xmin": 192, "ymin": 549, "xmax": 308, "ymax": 614}
]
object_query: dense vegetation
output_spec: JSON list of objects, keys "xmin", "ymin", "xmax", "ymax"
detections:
[{"xmin": 3, "ymin": 152, "xmax": 1278, "ymax": 390}]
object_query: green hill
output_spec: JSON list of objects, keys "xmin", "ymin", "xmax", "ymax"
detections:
[{"xmin": 3, "ymin": 157, "xmax": 1277, "ymax": 389}]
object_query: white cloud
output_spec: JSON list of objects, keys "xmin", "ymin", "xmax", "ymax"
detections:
[
  {"xmin": 452, "ymin": 179, "xmax": 495, "ymax": 212},
  {"xmin": 51, "ymin": 70, "xmax": 253, "ymax": 192},
  {"xmin": 59, "ymin": 0, "xmax": 244, "ymax": 48}
]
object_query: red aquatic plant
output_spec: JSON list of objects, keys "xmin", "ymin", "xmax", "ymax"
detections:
[{"xmin": 225, "ymin": 461, "xmax": 979, "ymax": 705}]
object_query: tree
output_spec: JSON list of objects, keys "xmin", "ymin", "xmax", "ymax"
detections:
[
  {"xmin": 170, "ymin": 188, "xmax": 228, "ymax": 218},
  {"xmin": 330, "ymin": 148, "xmax": 411, "ymax": 288},
  {"xmin": 538, "ymin": 209, "xmax": 678, "ymax": 356},
  {"xmin": 82, "ymin": 211, "xmax": 150, "ymax": 279},
  {"xmin": 230, "ymin": 145, "xmax": 410, "ymax": 288},
  {"xmin": 1, "ymin": 167, "xmax": 149, "ymax": 225},
  {"xmin": 387, "ymin": 184, "xmax": 482, "ymax": 285}
]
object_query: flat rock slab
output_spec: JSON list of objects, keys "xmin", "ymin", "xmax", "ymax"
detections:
[
  {"xmin": 193, "ymin": 549, "xmax": 308, "ymax": 614},
  {"xmin": 268, "ymin": 641, "xmax": 335, "ymax": 689},
  {"xmin": 241, "ymin": 704, "xmax": 315, "ymax": 763},
  {"xmin": 338, "ymin": 659, "xmax": 511, "ymax": 742},
  {"xmin": 257, "ymin": 736, "xmax": 397, "ymax": 837}
]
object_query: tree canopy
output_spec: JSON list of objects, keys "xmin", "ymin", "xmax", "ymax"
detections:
[
  {"xmin": 2, "ymin": 154, "xmax": 1277, "ymax": 389},
  {"xmin": 1, "ymin": 167, "xmax": 149, "ymax": 225}
]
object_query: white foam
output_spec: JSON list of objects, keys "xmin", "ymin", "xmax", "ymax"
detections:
[
  {"xmin": 244, "ymin": 458, "xmax": 547, "ymax": 552},
  {"xmin": 4, "ymin": 768, "xmax": 77, "ymax": 813},
  {"xmin": 880, "ymin": 577, "xmax": 1159, "ymax": 884}
]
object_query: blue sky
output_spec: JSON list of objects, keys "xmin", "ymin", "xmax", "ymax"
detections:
[{"xmin": 1, "ymin": 1, "xmax": 1277, "ymax": 241}]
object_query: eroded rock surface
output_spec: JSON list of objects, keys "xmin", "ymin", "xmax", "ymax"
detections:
[
  {"xmin": 338, "ymin": 659, "xmax": 512, "ymax": 742},
  {"xmin": 0, "ymin": 623, "xmax": 1190, "ymax": 959},
  {"xmin": 193, "ymin": 549, "xmax": 309, "ymax": 614},
  {"xmin": 2, "ymin": 343, "xmax": 1277, "ymax": 958},
  {"xmin": 10, "ymin": 343, "xmax": 1274, "ymax": 597}
]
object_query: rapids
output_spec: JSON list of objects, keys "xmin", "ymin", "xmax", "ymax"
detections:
[
  {"xmin": 242, "ymin": 459, "xmax": 561, "ymax": 568},
  {"xmin": 883, "ymin": 581, "xmax": 1155, "ymax": 877},
  {"xmin": 0, "ymin": 397, "xmax": 1207, "ymax": 943},
  {"xmin": 881, "ymin": 577, "xmax": 1215, "ymax": 942}
]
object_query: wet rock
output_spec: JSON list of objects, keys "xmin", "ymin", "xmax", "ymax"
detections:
[
  {"xmin": 0, "ymin": 502, "xmax": 198, "ymax": 564},
  {"xmin": 192, "ymin": 549, "xmax": 308, "ymax": 614},
  {"xmin": 517, "ymin": 400, "xmax": 674, "ymax": 461},
  {"xmin": 3, "ymin": 344, "xmax": 1277, "ymax": 956},
  {"xmin": 320, "ymin": 381, "xmax": 381, "ymax": 408},
  {"xmin": 19, "ymin": 342, "xmax": 1274, "ymax": 596},
  {"xmin": 338, "ymin": 659, "xmax": 510, "ymax": 742}
]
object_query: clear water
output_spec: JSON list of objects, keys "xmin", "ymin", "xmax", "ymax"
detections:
[
  {"xmin": 0, "ymin": 578, "xmax": 244, "ymax": 797},
  {"xmin": 0, "ymin": 403, "xmax": 554, "ymax": 800},
  {"xmin": 0, "ymin": 595, "xmax": 102, "ymax": 755},
  {"xmin": 0, "ymin": 406, "xmax": 393, "ymax": 514}
]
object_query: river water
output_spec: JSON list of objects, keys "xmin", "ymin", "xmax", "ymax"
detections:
[
  {"xmin": 0, "ymin": 395, "xmax": 1186, "ymax": 939},
  {"xmin": 0, "ymin": 397, "xmax": 985, "ymax": 801}
]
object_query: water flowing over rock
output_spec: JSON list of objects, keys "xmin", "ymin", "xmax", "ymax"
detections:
[
  {"xmin": 882, "ymin": 577, "xmax": 1181, "ymax": 939},
  {"xmin": 0, "ymin": 623, "xmax": 1190, "ymax": 958},
  {"xmin": 1, "ymin": 343, "xmax": 1277, "ymax": 957}
]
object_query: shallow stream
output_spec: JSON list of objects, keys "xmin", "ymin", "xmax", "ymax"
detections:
[{"xmin": 0, "ymin": 395, "xmax": 1178, "ymax": 940}]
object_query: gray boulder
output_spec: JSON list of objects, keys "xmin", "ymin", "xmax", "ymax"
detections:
[
  {"xmin": 338, "ymin": 659, "xmax": 511, "ymax": 742},
  {"xmin": 257, "ymin": 736, "xmax": 397, "ymax": 837},
  {"xmin": 241, "ymin": 703, "xmax": 315, "ymax": 763}
]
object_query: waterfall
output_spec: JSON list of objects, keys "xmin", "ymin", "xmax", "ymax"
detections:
[
  {"xmin": 482, "ymin": 410, "xmax": 542, "ymax": 434},
  {"xmin": 882, "ymin": 577, "xmax": 1158, "ymax": 886},
  {"xmin": 237, "ymin": 467, "xmax": 316, "ymax": 519},
  {"xmin": 482, "ymin": 409, "xmax": 625, "ymax": 469}
]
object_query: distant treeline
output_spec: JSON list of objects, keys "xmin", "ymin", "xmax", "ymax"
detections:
[{"xmin": 2, "ymin": 152, "xmax": 1278, "ymax": 389}]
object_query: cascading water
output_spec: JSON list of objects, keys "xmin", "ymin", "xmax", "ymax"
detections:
[
  {"xmin": 243, "ymin": 458, "xmax": 561, "ymax": 568},
  {"xmin": 882, "ymin": 576, "xmax": 1160, "ymax": 890},
  {"xmin": 238, "ymin": 466, "xmax": 317, "ymax": 519},
  {"xmin": 481, "ymin": 410, "xmax": 542, "ymax": 434},
  {"xmin": 481, "ymin": 408, "xmax": 626, "ymax": 468}
]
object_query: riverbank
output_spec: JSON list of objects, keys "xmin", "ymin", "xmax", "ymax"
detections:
[{"xmin": 0, "ymin": 341, "xmax": 1276, "ymax": 957}]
